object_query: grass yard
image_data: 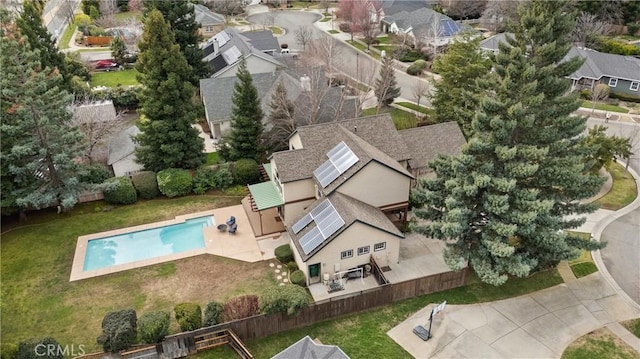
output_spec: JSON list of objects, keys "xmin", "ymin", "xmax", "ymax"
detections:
[
  {"xmin": 568, "ymin": 232, "xmax": 599, "ymax": 278},
  {"xmin": 90, "ymin": 69, "xmax": 139, "ymax": 87},
  {"xmin": 596, "ymin": 162, "xmax": 638, "ymax": 210},
  {"xmin": 113, "ymin": 11, "xmax": 142, "ymax": 21},
  {"xmin": 622, "ymin": 318, "xmax": 640, "ymax": 338},
  {"xmin": 361, "ymin": 107, "xmax": 424, "ymax": 130},
  {"xmin": 320, "ymin": 17, "xmax": 331, "ymax": 22},
  {"xmin": 582, "ymin": 101, "xmax": 630, "ymax": 113},
  {"xmin": 59, "ymin": 23, "xmax": 77, "ymax": 50},
  {"xmin": 346, "ymin": 40, "xmax": 381, "ymax": 60},
  {"xmin": 561, "ymin": 328, "xmax": 640, "ymax": 359},
  {"xmin": 235, "ymin": 269, "xmax": 562, "ymax": 358},
  {"xmin": 269, "ymin": 26, "xmax": 283, "ymax": 35},
  {"xmin": 0, "ymin": 195, "xmax": 283, "ymax": 351},
  {"xmin": 206, "ymin": 152, "xmax": 220, "ymax": 166},
  {"xmin": 395, "ymin": 102, "xmax": 434, "ymax": 116},
  {"xmin": 327, "ymin": 29, "xmax": 340, "ymax": 34}
]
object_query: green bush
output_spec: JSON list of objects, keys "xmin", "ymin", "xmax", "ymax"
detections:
[
  {"xmin": 260, "ymin": 285, "xmax": 310, "ymax": 315},
  {"xmin": 157, "ymin": 169, "xmax": 193, "ymax": 198},
  {"xmin": 17, "ymin": 338, "xmax": 62, "ymax": 359},
  {"xmin": 212, "ymin": 163, "xmax": 234, "ymax": 189},
  {"xmin": 233, "ymin": 158, "xmax": 261, "ymax": 185},
  {"xmin": 79, "ymin": 164, "xmax": 112, "ymax": 184},
  {"xmin": 627, "ymin": 23, "xmax": 640, "ymax": 36},
  {"xmin": 174, "ymin": 303, "xmax": 202, "ymax": 332},
  {"xmin": 275, "ymin": 244, "xmax": 293, "ymax": 263},
  {"xmin": 131, "ymin": 171, "xmax": 159, "ymax": 199},
  {"xmin": 94, "ymin": 87, "xmax": 140, "ymax": 110},
  {"xmin": 1, "ymin": 343, "xmax": 17, "ymax": 359},
  {"xmin": 594, "ymin": 36, "xmax": 640, "ymax": 56},
  {"xmin": 97, "ymin": 309, "xmax": 137, "ymax": 352},
  {"xmin": 290, "ymin": 270, "xmax": 306, "ymax": 287},
  {"xmin": 193, "ymin": 167, "xmax": 216, "ymax": 195},
  {"xmin": 286, "ymin": 261, "xmax": 298, "ymax": 272},
  {"xmin": 406, "ymin": 63, "xmax": 424, "ymax": 76},
  {"xmin": 103, "ymin": 176, "xmax": 137, "ymax": 205},
  {"xmin": 203, "ymin": 301, "xmax": 224, "ymax": 326},
  {"xmin": 398, "ymin": 50, "xmax": 427, "ymax": 62},
  {"xmin": 413, "ymin": 59, "xmax": 427, "ymax": 69},
  {"xmin": 579, "ymin": 89, "xmax": 591, "ymax": 99},
  {"xmin": 138, "ymin": 311, "xmax": 170, "ymax": 344},
  {"xmin": 610, "ymin": 91, "xmax": 640, "ymax": 103}
]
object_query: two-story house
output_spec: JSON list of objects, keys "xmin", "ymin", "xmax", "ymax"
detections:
[{"xmin": 245, "ymin": 114, "xmax": 466, "ymax": 285}]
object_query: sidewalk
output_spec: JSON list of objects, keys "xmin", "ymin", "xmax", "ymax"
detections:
[{"xmin": 388, "ymin": 164, "xmax": 640, "ymax": 358}]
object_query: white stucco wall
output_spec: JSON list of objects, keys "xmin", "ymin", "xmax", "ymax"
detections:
[
  {"xmin": 336, "ymin": 162, "xmax": 410, "ymax": 208},
  {"xmin": 214, "ymin": 55, "xmax": 281, "ymax": 78}
]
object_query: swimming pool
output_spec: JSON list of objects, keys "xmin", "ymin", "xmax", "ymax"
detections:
[{"xmin": 83, "ymin": 216, "xmax": 214, "ymax": 271}]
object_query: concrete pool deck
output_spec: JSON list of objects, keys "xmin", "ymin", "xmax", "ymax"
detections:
[{"xmin": 70, "ymin": 205, "xmax": 288, "ymax": 281}]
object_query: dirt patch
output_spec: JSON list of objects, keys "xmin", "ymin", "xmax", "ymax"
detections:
[{"xmin": 563, "ymin": 327, "xmax": 640, "ymax": 359}]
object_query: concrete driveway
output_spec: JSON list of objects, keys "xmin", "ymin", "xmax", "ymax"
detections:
[{"xmin": 388, "ymin": 272, "xmax": 640, "ymax": 358}]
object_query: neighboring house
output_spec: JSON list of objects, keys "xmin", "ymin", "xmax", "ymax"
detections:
[
  {"xmin": 240, "ymin": 30, "xmax": 281, "ymax": 56},
  {"xmin": 72, "ymin": 100, "xmax": 117, "ymax": 124},
  {"xmin": 72, "ymin": 100, "xmax": 118, "ymax": 161},
  {"xmin": 380, "ymin": 7, "xmax": 465, "ymax": 48},
  {"xmin": 108, "ymin": 125, "xmax": 143, "ymax": 177},
  {"xmin": 200, "ymin": 69, "xmax": 356, "ymax": 138},
  {"xmin": 480, "ymin": 33, "xmax": 640, "ymax": 97},
  {"xmin": 193, "ymin": 4, "xmax": 225, "ymax": 38},
  {"xmin": 202, "ymin": 28, "xmax": 285, "ymax": 78},
  {"xmin": 272, "ymin": 336, "xmax": 350, "ymax": 359},
  {"xmin": 246, "ymin": 114, "xmax": 466, "ymax": 285}
]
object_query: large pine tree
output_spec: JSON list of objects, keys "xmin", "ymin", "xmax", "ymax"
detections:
[
  {"xmin": 374, "ymin": 55, "xmax": 401, "ymax": 109},
  {"xmin": 221, "ymin": 59, "xmax": 264, "ymax": 162},
  {"xmin": 412, "ymin": 0, "xmax": 605, "ymax": 286},
  {"xmin": 431, "ymin": 33, "xmax": 491, "ymax": 137},
  {"xmin": 135, "ymin": 9, "xmax": 205, "ymax": 172},
  {"xmin": 1, "ymin": 13, "xmax": 86, "ymax": 211},
  {"xmin": 143, "ymin": 0, "xmax": 209, "ymax": 84}
]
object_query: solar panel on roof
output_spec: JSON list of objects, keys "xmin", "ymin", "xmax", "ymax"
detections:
[
  {"xmin": 313, "ymin": 160, "xmax": 340, "ymax": 188},
  {"xmin": 300, "ymin": 227, "xmax": 324, "ymax": 255},
  {"xmin": 313, "ymin": 142, "xmax": 359, "ymax": 188},
  {"xmin": 222, "ymin": 46, "xmax": 242, "ymax": 65},
  {"xmin": 310, "ymin": 200, "xmax": 331, "ymax": 218},
  {"xmin": 296, "ymin": 199, "xmax": 345, "ymax": 255},
  {"xmin": 292, "ymin": 213, "xmax": 313, "ymax": 234}
]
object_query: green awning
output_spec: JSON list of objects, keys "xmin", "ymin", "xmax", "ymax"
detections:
[
  {"xmin": 262, "ymin": 163, "xmax": 273, "ymax": 180},
  {"xmin": 248, "ymin": 181, "xmax": 284, "ymax": 210}
]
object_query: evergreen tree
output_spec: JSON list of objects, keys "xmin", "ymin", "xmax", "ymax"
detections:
[
  {"xmin": 110, "ymin": 36, "xmax": 127, "ymax": 65},
  {"xmin": 431, "ymin": 33, "xmax": 491, "ymax": 137},
  {"xmin": 1, "ymin": 15, "xmax": 86, "ymax": 211},
  {"xmin": 135, "ymin": 9, "xmax": 205, "ymax": 172},
  {"xmin": 412, "ymin": 0, "xmax": 605, "ymax": 286},
  {"xmin": 582, "ymin": 126, "xmax": 632, "ymax": 172},
  {"xmin": 265, "ymin": 80, "xmax": 296, "ymax": 153},
  {"xmin": 374, "ymin": 55, "xmax": 401, "ymax": 109},
  {"xmin": 221, "ymin": 58, "xmax": 264, "ymax": 162},
  {"xmin": 143, "ymin": 0, "xmax": 209, "ymax": 84}
]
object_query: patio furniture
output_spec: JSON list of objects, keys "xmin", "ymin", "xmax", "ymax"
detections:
[
  {"xmin": 226, "ymin": 216, "xmax": 236, "ymax": 227},
  {"xmin": 217, "ymin": 224, "xmax": 227, "ymax": 232},
  {"xmin": 228, "ymin": 223, "xmax": 237, "ymax": 234}
]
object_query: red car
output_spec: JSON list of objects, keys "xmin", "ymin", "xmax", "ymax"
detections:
[{"xmin": 94, "ymin": 60, "xmax": 118, "ymax": 70}]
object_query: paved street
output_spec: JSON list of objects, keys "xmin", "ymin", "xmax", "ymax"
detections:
[{"xmin": 42, "ymin": 0, "xmax": 80, "ymax": 43}]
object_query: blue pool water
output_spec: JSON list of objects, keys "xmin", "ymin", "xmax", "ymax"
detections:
[{"xmin": 83, "ymin": 216, "xmax": 214, "ymax": 271}]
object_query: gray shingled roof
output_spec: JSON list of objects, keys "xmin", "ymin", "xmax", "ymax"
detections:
[
  {"xmin": 108, "ymin": 125, "xmax": 140, "ymax": 165},
  {"xmin": 398, "ymin": 121, "xmax": 467, "ymax": 170},
  {"xmin": 272, "ymin": 336, "xmax": 350, "ymax": 359},
  {"xmin": 241, "ymin": 30, "xmax": 280, "ymax": 53},
  {"xmin": 288, "ymin": 192, "xmax": 404, "ymax": 261},
  {"xmin": 479, "ymin": 32, "xmax": 512, "ymax": 52},
  {"xmin": 565, "ymin": 46, "xmax": 640, "ymax": 82},
  {"xmin": 271, "ymin": 114, "xmax": 413, "ymax": 184},
  {"xmin": 193, "ymin": 4, "xmax": 224, "ymax": 26},
  {"xmin": 72, "ymin": 100, "xmax": 117, "ymax": 124},
  {"xmin": 384, "ymin": 7, "xmax": 458, "ymax": 35},
  {"xmin": 380, "ymin": 0, "xmax": 429, "ymax": 16}
]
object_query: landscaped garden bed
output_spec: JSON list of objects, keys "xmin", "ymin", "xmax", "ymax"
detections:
[{"xmin": 596, "ymin": 162, "xmax": 638, "ymax": 210}]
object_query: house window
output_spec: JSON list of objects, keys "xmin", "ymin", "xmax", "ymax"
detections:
[
  {"xmin": 374, "ymin": 242, "xmax": 386, "ymax": 251},
  {"xmin": 341, "ymin": 249, "xmax": 353, "ymax": 259},
  {"xmin": 357, "ymin": 246, "xmax": 370, "ymax": 256},
  {"xmin": 205, "ymin": 26, "xmax": 214, "ymax": 32},
  {"xmin": 608, "ymin": 78, "xmax": 618, "ymax": 87},
  {"xmin": 631, "ymin": 82, "xmax": 639, "ymax": 91}
]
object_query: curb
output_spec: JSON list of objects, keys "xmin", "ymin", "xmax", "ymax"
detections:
[{"xmin": 591, "ymin": 159, "xmax": 640, "ymax": 312}]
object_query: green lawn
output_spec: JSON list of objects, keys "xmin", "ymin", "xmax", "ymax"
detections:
[
  {"xmin": 582, "ymin": 101, "xmax": 630, "ymax": 113},
  {"xmin": 375, "ymin": 36, "xmax": 390, "ymax": 44},
  {"xmin": 327, "ymin": 30, "xmax": 340, "ymax": 34},
  {"xmin": 113, "ymin": 11, "xmax": 142, "ymax": 21},
  {"xmin": 622, "ymin": 318, "xmax": 640, "ymax": 338},
  {"xmin": 395, "ymin": 102, "xmax": 435, "ymax": 116},
  {"xmin": 320, "ymin": 17, "xmax": 331, "ymax": 22},
  {"xmin": 269, "ymin": 26, "xmax": 283, "ymax": 35},
  {"xmin": 0, "ymin": 195, "xmax": 282, "ymax": 351},
  {"xmin": 206, "ymin": 152, "xmax": 220, "ymax": 166},
  {"xmin": 237, "ymin": 269, "xmax": 562, "ymax": 358},
  {"xmin": 90, "ymin": 69, "xmax": 140, "ymax": 87},
  {"xmin": 561, "ymin": 328, "xmax": 640, "ymax": 359},
  {"xmin": 59, "ymin": 23, "xmax": 77, "ymax": 50},
  {"xmin": 568, "ymin": 233, "xmax": 599, "ymax": 278},
  {"xmin": 346, "ymin": 40, "xmax": 381, "ymax": 60},
  {"xmin": 596, "ymin": 162, "xmax": 638, "ymax": 210},
  {"xmin": 362, "ymin": 107, "xmax": 425, "ymax": 130}
]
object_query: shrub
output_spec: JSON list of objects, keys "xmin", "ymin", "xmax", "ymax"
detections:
[
  {"xmin": 579, "ymin": 89, "xmax": 591, "ymax": 99},
  {"xmin": 103, "ymin": 177, "xmax": 137, "ymax": 205},
  {"xmin": 212, "ymin": 163, "xmax": 234, "ymax": 189},
  {"xmin": 96, "ymin": 309, "xmax": 137, "ymax": 352},
  {"xmin": 233, "ymin": 158, "xmax": 261, "ymax": 185},
  {"xmin": 138, "ymin": 311, "xmax": 170, "ymax": 344},
  {"xmin": 174, "ymin": 303, "xmax": 202, "ymax": 331},
  {"xmin": 1, "ymin": 343, "xmax": 17, "ymax": 359},
  {"xmin": 275, "ymin": 244, "xmax": 293, "ymax": 263},
  {"xmin": 413, "ymin": 59, "xmax": 427, "ymax": 69},
  {"xmin": 399, "ymin": 50, "xmax": 426, "ymax": 62},
  {"xmin": 203, "ymin": 301, "xmax": 224, "ymax": 326},
  {"xmin": 79, "ymin": 164, "xmax": 112, "ymax": 184},
  {"xmin": 131, "ymin": 171, "xmax": 159, "ymax": 199},
  {"xmin": 193, "ymin": 167, "xmax": 216, "ymax": 195},
  {"xmin": 610, "ymin": 91, "xmax": 640, "ymax": 103},
  {"xmin": 286, "ymin": 261, "xmax": 298, "ymax": 272},
  {"xmin": 290, "ymin": 270, "xmax": 306, "ymax": 287},
  {"xmin": 17, "ymin": 338, "xmax": 62, "ymax": 359},
  {"xmin": 628, "ymin": 23, "xmax": 640, "ymax": 36},
  {"xmin": 406, "ymin": 63, "xmax": 424, "ymax": 76},
  {"xmin": 222, "ymin": 295, "xmax": 260, "ymax": 322},
  {"xmin": 94, "ymin": 87, "xmax": 140, "ymax": 110},
  {"xmin": 594, "ymin": 36, "xmax": 640, "ymax": 56},
  {"xmin": 260, "ymin": 285, "xmax": 310, "ymax": 315},
  {"xmin": 157, "ymin": 169, "xmax": 193, "ymax": 198},
  {"xmin": 338, "ymin": 22, "xmax": 351, "ymax": 32}
]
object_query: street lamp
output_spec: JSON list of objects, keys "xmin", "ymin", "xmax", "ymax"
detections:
[
  {"xmin": 356, "ymin": 52, "xmax": 359, "ymax": 83},
  {"xmin": 331, "ymin": 10, "xmax": 334, "ymax": 30}
]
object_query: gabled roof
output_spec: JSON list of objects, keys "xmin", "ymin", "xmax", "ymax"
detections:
[
  {"xmin": 240, "ymin": 30, "xmax": 280, "ymax": 53},
  {"xmin": 380, "ymin": 0, "xmax": 429, "ymax": 16},
  {"xmin": 193, "ymin": 4, "xmax": 224, "ymax": 26},
  {"xmin": 271, "ymin": 114, "xmax": 413, "ymax": 184},
  {"xmin": 399, "ymin": 121, "xmax": 466, "ymax": 170},
  {"xmin": 288, "ymin": 192, "xmax": 403, "ymax": 261},
  {"xmin": 479, "ymin": 32, "xmax": 511, "ymax": 52},
  {"xmin": 108, "ymin": 125, "xmax": 140, "ymax": 165},
  {"xmin": 384, "ymin": 7, "xmax": 462, "ymax": 37},
  {"xmin": 272, "ymin": 336, "xmax": 350, "ymax": 359},
  {"xmin": 565, "ymin": 46, "xmax": 640, "ymax": 82},
  {"xmin": 72, "ymin": 100, "xmax": 117, "ymax": 124}
]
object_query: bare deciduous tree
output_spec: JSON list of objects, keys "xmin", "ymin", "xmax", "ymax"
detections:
[
  {"xmin": 128, "ymin": 0, "xmax": 143, "ymax": 12},
  {"xmin": 412, "ymin": 79, "xmax": 431, "ymax": 110},
  {"xmin": 99, "ymin": 0, "xmax": 118, "ymax": 17},
  {"xmin": 208, "ymin": 0, "xmax": 243, "ymax": 17},
  {"xmin": 572, "ymin": 11, "xmax": 611, "ymax": 47},
  {"xmin": 71, "ymin": 97, "xmax": 126, "ymax": 163},
  {"xmin": 319, "ymin": 0, "xmax": 331, "ymax": 15},
  {"xmin": 590, "ymin": 84, "xmax": 611, "ymax": 115},
  {"xmin": 442, "ymin": 0, "xmax": 487, "ymax": 20},
  {"xmin": 295, "ymin": 25, "xmax": 313, "ymax": 51},
  {"xmin": 262, "ymin": 12, "xmax": 278, "ymax": 30},
  {"xmin": 480, "ymin": 0, "xmax": 523, "ymax": 33}
]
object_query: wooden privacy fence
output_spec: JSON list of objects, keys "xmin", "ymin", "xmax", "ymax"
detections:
[{"xmin": 84, "ymin": 36, "xmax": 113, "ymax": 46}]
